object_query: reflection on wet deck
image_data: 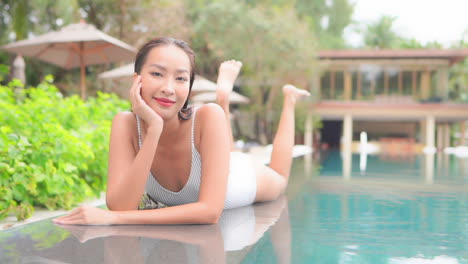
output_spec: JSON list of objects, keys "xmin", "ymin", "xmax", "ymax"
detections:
[{"xmin": 0, "ymin": 196, "xmax": 289, "ymax": 263}]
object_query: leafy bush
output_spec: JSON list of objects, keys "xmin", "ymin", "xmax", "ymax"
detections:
[{"xmin": 0, "ymin": 75, "xmax": 130, "ymax": 220}]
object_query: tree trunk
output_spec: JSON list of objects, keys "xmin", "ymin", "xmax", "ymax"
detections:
[{"xmin": 118, "ymin": 0, "xmax": 126, "ymax": 39}]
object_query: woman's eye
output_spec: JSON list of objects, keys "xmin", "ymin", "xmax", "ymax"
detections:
[
  {"xmin": 151, "ymin": 72, "xmax": 162, "ymax": 77},
  {"xmin": 176, "ymin": 77, "xmax": 188, "ymax": 82}
]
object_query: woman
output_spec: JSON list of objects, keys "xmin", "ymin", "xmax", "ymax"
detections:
[{"xmin": 53, "ymin": 37, "xmax": 309, "ymax": 225}]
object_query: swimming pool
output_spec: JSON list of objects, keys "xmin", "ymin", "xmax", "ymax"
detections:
[
  {"xmin": 0, "ymin": 151, "xmax": 467, "ymax": 263},
  {"xmin": 241, "ymin": 151, "xmax": 468, "ymax": 263}
]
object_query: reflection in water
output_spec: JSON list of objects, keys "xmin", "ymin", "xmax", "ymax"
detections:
[
  {"xmin": 342, "ymin": 149, "xmax": 352, "ymax": 180},
  {"xmin": 359, "ymin": 151, "xmax": 367, "ymax": 173},
  {"xmin": 424, "ymin": 153, "xmax": 435, "ymax": 184},
  {"xmin": 337, "ymin": 147, "xmax": 467, "ymax": 185}
]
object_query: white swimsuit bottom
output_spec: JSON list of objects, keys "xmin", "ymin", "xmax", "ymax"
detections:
[{"xmin": 223, "ymin": 152, "xmax": 257, "ymax": 209}]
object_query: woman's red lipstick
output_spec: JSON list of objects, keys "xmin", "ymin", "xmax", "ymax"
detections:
[{"xmin": 154, "ymin": 97, "xmax": 175, "ymax": 107}]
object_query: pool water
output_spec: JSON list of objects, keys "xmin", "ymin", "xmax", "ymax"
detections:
[{"xmin": 242, "ymin": 151, "xmax": 468, "ymax": 263}]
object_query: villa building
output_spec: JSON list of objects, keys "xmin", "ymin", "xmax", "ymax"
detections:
[{"xmin": 306, "ymin": 49, "xmax": 468, "ymax": 153}]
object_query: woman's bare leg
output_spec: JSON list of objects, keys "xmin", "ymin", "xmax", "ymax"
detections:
[
  {"xmin": 270, "ymin": 84, "xmax": 310, "ymax": 178},
  {"xmin": 216, "ymin": 60, "xmax": 242, "ymax": 150},
  {"xmin": 255, "ymin": 84, "xmax": 310, "ymax": 202}
]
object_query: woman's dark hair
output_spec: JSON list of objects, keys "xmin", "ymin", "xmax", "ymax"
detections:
[{"xmin": 134, "ymin": 37, "xmax": 195, "ymax": 120}]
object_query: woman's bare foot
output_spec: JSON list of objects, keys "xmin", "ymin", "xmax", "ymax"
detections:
[
  {"xmin": 282, "ymin": 84, "xmax": 310, "ymax": 105},
  {"xmin": 216, "ymin": 60, "xmax": 243, "ymax": 106}
]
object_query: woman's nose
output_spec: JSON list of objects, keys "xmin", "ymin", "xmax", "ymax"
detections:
[{"xmin": 162, "ymin": 79, "xmax": 175, "ymax": 96}]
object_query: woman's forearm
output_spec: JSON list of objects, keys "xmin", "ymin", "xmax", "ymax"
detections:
[
  {"xmin": 111, "ymin": 201, "xmax": 221, "ymax": 225},
  {"xmin": 106, "ymin": 126, "xmax": 161, "ymax": 210}
]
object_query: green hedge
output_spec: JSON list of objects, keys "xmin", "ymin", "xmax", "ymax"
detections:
[{"xmin": 0, "ymin": 76, "xmax": 130, "ymax": 220}]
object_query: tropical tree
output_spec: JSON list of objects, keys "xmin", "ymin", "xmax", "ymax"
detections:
[
  {"xmin": 246, "ymin": 0, "xmax": 355, "ymax": 49},
  {"xmin": 363, "ymin": 15, "xmax": 400, "ymax": 49},
  {"xmin": 192, "ymin": 0, "xmax": 318, "ymax": 142},
  {"xmin": 449, "ymin": 40, "xmax": 468, "ymax": 102},
  {"xmin": 300, "ymin": 0, "xmax": 354, "ymax": 49}
]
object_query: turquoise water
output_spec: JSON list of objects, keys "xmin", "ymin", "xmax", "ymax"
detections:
[{"xmin": 242, "ymin": 151, "xmax": 468, "ymax": 264}]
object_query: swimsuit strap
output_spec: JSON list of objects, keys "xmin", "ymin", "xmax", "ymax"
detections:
[
  {"xmin": 191, "ymin": 108, "xmax": 198, "ymax": 146},
  {"xmin": 136, "ymin": 115, "xmax": 142, "ymax": 149}
]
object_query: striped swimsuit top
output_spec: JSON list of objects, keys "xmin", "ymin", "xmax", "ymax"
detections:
[{"xmin": 136, "ymin": 109, "xmax": 202, "ymax": 207}]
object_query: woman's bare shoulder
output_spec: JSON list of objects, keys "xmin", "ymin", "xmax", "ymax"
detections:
[
  {"xmin": 111, "ymin": 111, "xmax": 138, "ymax": 151},
  {"xmin": 193, "ymin": 104, "xmax": 226, "ymax": 148},
  {"xmin": 112, "ymin": 111, "xmax": 136, "ymax": 126},
  {"xmin": 195, "ymin": 103, "xmax": 224, "ymax": 121}
]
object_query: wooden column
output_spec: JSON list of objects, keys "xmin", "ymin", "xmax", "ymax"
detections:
[
  {"xmin": 426, "ymin": 115, "xmax": 435, "ymax": 150},
  {"xmin": 344, "ymin": 70, "xmax": 352, "ymax": 101},
  {"xmin": 420, "ymin": 70, "xmax": 431, "ymax": 100}
]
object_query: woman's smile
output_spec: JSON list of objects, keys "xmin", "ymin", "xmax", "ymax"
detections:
[{"xmin": 154, "ymin": 97, "xmax": 176, "ymax": 107}]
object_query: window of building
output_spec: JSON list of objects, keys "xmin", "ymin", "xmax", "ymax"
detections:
[
  {"xmin": 387, "ymin": 67, "xmax": 399, "ymax": 95},
  {"xmin": 335, "ymin": 71, "xmax": 344, "ymax": 100},
  {"xmin": 402, "ymin": 71, "xmax": 413, "ymax": 96},
  {"xmin": 360, "ymin": 64, "xmax": 382, "ymax": 100},
  {"xmin": 376, "ymin": 70, "xmax": 385, "ymax": 95},
  {"xmin": 320, "ymin": 71, "xmax": 331, "ymax": 99}
]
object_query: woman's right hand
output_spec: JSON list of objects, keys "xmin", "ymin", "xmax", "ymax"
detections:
[{"xmin": 130, "ymin": 75, "xmax": 163, "ymax": 131}]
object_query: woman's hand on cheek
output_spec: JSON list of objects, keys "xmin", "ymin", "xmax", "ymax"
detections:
[
  {"xmin": 52, "ymin": 206, "xmax": 116, "ymax": 225},
  {"xmin": 130, "ymin": 75, "xmax": 164, "ymax": 131}
]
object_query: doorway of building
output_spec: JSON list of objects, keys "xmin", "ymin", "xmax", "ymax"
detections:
[{"xmin": 321, "ymin": 120, "xmax": 342, "ymax": 149}]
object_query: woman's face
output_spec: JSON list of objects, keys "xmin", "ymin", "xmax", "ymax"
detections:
[{"xmin": 138, "ymin": 45, "xmax": 191, "ymax": 120}]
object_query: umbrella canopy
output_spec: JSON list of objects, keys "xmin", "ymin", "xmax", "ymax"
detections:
[
  {"xmin": 191, "ymin": 91, "xmax": 250, "ymax": 104},
  {"xmin": 98, "ymin": 63, "xmax": 217, "ymax": 93},
  {"xmin": 98, "ymin": 63, "xmax": 134, "ymax": 79},
  {"xmin": 1, "ymin": 21, "xmax": 137, "ymax": 99}
]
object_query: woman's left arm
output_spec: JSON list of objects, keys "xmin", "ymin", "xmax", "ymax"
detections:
[{"xmin": 54, "ymin": 104, "xmax": 230, "ymax": 225}]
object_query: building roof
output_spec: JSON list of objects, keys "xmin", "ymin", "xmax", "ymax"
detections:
[{"xmin": 318, "ymin": 49, "xmax": 468, "ymax": 64}]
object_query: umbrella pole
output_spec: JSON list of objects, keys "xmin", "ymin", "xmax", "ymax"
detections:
[{"xmin": 80, "ymin": 42, "xmax": 86, "ymax": 100}]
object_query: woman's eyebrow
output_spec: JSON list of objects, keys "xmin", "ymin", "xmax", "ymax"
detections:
[
  {"xmin": 149, "ymin": 64, "xmax": 188, "ymax": 74},
  {"xmin": 149, "ymin": 64, "xmax": 166, "ymax": 71},
  {"xmin": 176, "ymin": 68, "xmax": 189, "ymax": 74}
]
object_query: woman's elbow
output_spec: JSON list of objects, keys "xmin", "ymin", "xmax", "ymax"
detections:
[
  {"xmin": 205, "ymin": 212, "xmax": 221, "ymax": 224},
  {"xmin": 199, "ymin": 204, "xmax": 223, "ymax": 224},
  {"xmin": 106, "ymin": 196, "xmax": 138, "ymax": 211},
  {"xmin": 106, "ymin": 198, "xmax": 120, "ymax": 211}
]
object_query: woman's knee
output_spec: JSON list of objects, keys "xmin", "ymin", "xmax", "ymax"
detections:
[{"xmin": 255, "ymin": 170, "xmax": 286, "ymax": 202}]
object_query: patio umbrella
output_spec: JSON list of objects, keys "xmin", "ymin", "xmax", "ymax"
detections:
[
  {"xmin": 0, "ymin": 21, "xmax": 137, "ymax": 99},
  {"xmin": 98, "ymin": 63, "xmax": 218, "ymax": 94}
]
